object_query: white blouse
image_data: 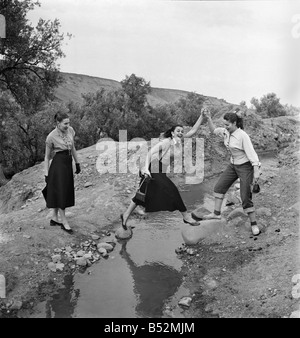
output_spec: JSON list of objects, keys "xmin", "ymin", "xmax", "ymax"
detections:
[{"xmin": 214, "ymin": 127, "xmax": 260, "ymax": 166}]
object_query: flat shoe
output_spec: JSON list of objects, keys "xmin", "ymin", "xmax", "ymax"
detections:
[
  {"xmin": 120, "ymin": 214, "xmax": 127, "ymax": 230},
  {"xmin": 202, "ymin": 213, "xmax": 221, "ymax": 220},
  {"xmin": 251, "ymin": 225, "xmax": 260, "ymax": 236},
  {"xmin": 61, "ymin": 224, "xmax": 73, "ymax": 234},
  {"xmin": 50, "ymin": 219, "xmax": 63, "ymax": 227},
  {"xmin": 191, "ymin": 212, "xmax": 202, "ymax": 221},
  {"xmin": 183, "ymin": 219, "xmax": 200, "ymax": 226}
]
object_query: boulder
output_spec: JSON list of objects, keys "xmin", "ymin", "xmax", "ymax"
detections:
[
  {"xmin": 181, "ymin": 219, "xmax": 226, "ymax": 245},
  {"xmin": 115, "ymin": 226, "xmax": 133, "ymax": 239}
]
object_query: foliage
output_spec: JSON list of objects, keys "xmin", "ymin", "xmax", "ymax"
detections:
[
  {"xmin": 71, "ymin": 75, "xmax": 177, "ymax": 146},
  {"xmin": 0, "ymin": 92, "xmax": 57, "ymax": 176},
  {"xmin": 284, "ymin": 104, "xmax": 300, "ymax": 116},
  {"xmin": 250, "ymin": 93, "xmax": 286, "ymax": 118},
  {"xmin": 173, "ymin": 92, "xmax": 205, "ymax": 125},
  {"xmin": 0, "ymin": 0, "xmax": 68, "ymax": 178},
  {"xmin": 0, "ymin": 0, "xmax": 68, "ymax": 112}
]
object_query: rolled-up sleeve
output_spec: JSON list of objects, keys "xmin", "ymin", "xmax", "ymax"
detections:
[
  {"xmin": 214, "ymin": 127, "xmax": 227, "ymax": 138},
  {"xmin": 242, "ymin": 133, "xmax": 260, "ymax": 166}
]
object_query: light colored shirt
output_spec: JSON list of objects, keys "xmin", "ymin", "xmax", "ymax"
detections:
[
  {"xmin": 45, "ymin": 126, "xmax": 75, "ymax": 153},
  {"xmin": 214, "ymin": 127, "xmax": 260, "ymax": 166}
]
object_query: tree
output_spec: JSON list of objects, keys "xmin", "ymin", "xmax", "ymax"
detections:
[
  {"xmin": 174, "ymin": 92, "xmax": 205, "ymax": 125},
  {"xmin": 120, "ymin": 73, "xmax": 151, "ymax": 113},
  {"xmin": 0, "ymin": 0, "xmax": 67, "ymax": 112},
  {"xmin": 0, "ymin": 0, "xmax": 67, "ymax": 184},
  {"xmin": 250, "ymin": 93, "xmax": 286, "ymax": 118}
]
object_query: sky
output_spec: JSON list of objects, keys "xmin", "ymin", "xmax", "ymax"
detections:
[{"xmin": 27, "ymin": 0, "xmax": 300, "ymax": 107}]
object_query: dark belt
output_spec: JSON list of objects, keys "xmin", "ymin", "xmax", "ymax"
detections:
[{"xmin": 56, "ymin": 150, "xmax": 71, "ymax": 156}]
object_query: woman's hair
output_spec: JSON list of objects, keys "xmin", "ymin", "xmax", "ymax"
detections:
[
  {"xmin": 162, "ymin": 124, "xmax": 183, "ymax": 139},
  {"xmin": 54, "ymin": 111, "xmax": 69, "ymax": 123},
  {"xmin": 223, "ymin": 109, "xmax": 244, "ymax": 129}
]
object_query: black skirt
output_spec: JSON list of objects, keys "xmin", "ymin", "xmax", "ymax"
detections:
[
  {"xmin": 44, "ymin": 150, "xmax": 75, "ymax": 209},
  {"xmin": 132, "ymin": 160, "xmax": 187, "ymax": 213}
]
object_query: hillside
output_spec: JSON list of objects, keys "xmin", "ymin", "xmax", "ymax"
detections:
[{"xmin": 54, "ymin": 71, "xmax": 229, "ymax": 108}]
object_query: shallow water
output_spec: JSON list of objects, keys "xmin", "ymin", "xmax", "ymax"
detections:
[
  {"xmin": 28, "ymin": 155, "xmax": 275, "ymax": 318},
  {"xmin": 28, "ymin": 176, "xmax": 217, "ymax": 318}
]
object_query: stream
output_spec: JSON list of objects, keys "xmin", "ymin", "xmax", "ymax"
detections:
[{"xmin": 28, "ymin": 153, "xmax": 276, "ymax": 318}]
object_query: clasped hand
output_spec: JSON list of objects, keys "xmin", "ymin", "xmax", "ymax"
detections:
[{"xmin": 201, "ymin": 107, "xmax": 211, "ymax": 118}]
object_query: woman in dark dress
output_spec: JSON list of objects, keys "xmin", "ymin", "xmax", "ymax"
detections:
[
  {"xmin": 44, "ymin": 111, "xmax": 81, "ymax": 233},
  {"xmin": 120, "ymin": 110, "xmax": 205, "ymax": 229}
]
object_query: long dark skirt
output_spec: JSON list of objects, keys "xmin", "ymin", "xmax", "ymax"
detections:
[
  {"xmin": 132, "ymin": 160, "xmax": 187, "ymax": 213},
  {"xmin": 45, "ymin": 151, "xmax": 74, "ymax": 209}
]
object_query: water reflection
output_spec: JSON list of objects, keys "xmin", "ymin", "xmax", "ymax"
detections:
[
  {"xmin": 119, "ymin": 240, "xmax": 182, "ymax": 318},
  {"xmin": 45, "ymin": 274, "xmax": 80, "ymax": 318}
]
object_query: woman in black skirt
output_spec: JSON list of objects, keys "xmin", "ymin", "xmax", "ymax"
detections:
[
  {"xmin": 44, "ymin": 111, "xmax": 81, "ymax": 233},
  {"xmin": 120, "ymin": 110, "xmax": 205, "ymax": 230}
]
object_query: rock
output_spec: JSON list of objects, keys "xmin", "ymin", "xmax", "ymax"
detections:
[
  {"xmin": 51, "ymin": 254, "xmax": 62, "ymax": 264},
  {"xmin": 178, "ymin": 296, "xmax": 192, "ymax": 307},
  {"xmin": 186, "ymin": 248, "xmax": 196, "ymax": 255},
  {"xmin": 181, "ymin": 219, "xmax": 226, "ymax": 245},
  {"xmin": 76, "ymin": 257, "xmax": 87, "ymax": 266},
  {"xmin": 48, "ymin": 262, "xmax": 57, "ymax": 272},
  {"xmin": 203, "ymin": 277, "xmax": 218, "ymax": 290},
  {"xmin": 23, "ymin": 234, "xmax": 31, "ymax": 239},
  {"xmin": 83, "ymin": 253, "xmax": 93, "ymax": 260},
  {"xmin": 9, "ymin": 300, "xmax": 23, "ymax": 310},
  {"xmin": 227, "ymin": 217, "xmax": 245, "ymax": 228},
  {"xmin": 91, "ymin": 234, "xmax": 100, "ymax": 240},
  {"xmin": 98, "ymin": 247, "xmax": 108, "ymax": 257},
  {"xmin": 227, "ymin": 208, "xmax": 247, "ymax": 220},
  {"xmin": 191, "ymin": 206, "xmax": 211, "ymax": 220},
  {"xmin": 55, "ymin": 263, "xmax": 64, "ymax": 271},
  {"xmin": 97, "ymin": 242, "xmax": 114, "ymax": 252},
  {"xmin": 115, "ymin": 227, "xmax": 133, "ymax": 239},
  {"xmin": 84, "ymin": 182, "xmax": 93, "ymax": 188},
  {"xmin": 76, "ymin": 250, "xmax": 85, "ymax": 257}
]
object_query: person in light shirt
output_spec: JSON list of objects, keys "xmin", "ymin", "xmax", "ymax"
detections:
[
  {"xmin": 43, "ymin": 111, "xmax": 81, "ymax": 234},
  {"xmin": 201, "ymin": 107, "xmax": 261, "ymax": 236}
]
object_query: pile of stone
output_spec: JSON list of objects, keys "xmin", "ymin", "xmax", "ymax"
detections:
[{"xmin": 47, "ymin": 234, "xmax": 116, "ymax": 272}]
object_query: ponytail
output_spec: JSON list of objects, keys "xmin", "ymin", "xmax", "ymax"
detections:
[{"xmin": 223, "ymin": 110, "xmax": 244, "ymax": 130}]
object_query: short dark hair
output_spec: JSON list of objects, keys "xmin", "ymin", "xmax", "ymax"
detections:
[{"xmin": 54, "ymin": 111, "xmax": 69, "ymax": 123}]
